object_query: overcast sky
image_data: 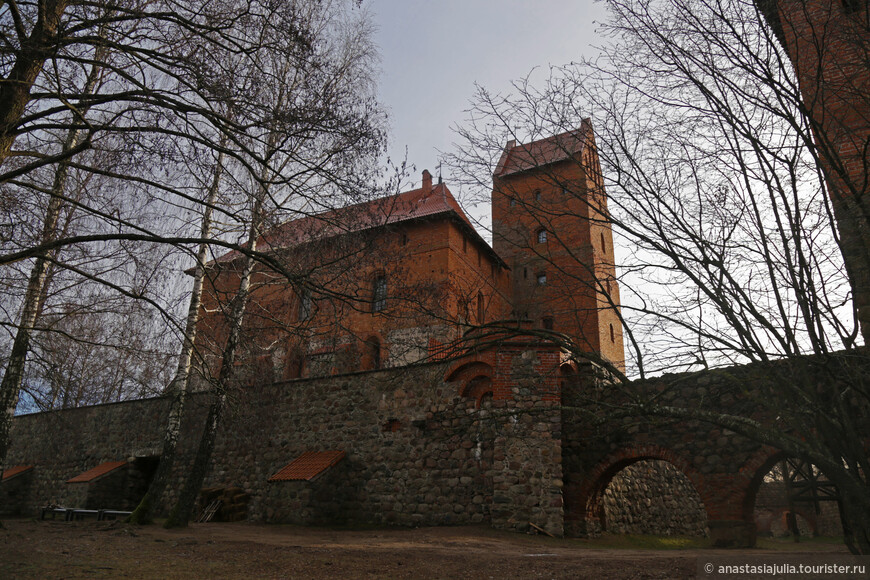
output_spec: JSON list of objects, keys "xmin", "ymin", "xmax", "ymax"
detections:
[{"xmin": 370, "ymin": 0, "xmax": 608, "ymax": 195}]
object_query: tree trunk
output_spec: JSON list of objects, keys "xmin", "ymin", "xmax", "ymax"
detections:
[
  {"xmin": 0, "ymin": 0, "xmax": 70, "ymax": 166},
  {"xmin": 0, "ymin": 46, "xmax": 106, "ymax": 482},
  {"xmin": 163, "ymin": 183, "xmax": 265, "ymax": 528},
  {"xmin": 127, "ymin": 148, "xmax": 225, "ymax": 524}
]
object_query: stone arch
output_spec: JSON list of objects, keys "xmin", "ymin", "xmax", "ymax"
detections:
[
  {"xmin": 740, "ymin": 448, "xmax": 789, "ymax": 524},
  {"xmin": 445, "ymin": 360, "xmax": 495, "ymax": 405},
  {"xmin": 741, "ymin": 450, "xmax": 843, "ymax": 539},
  {"xmin": 567, "ymin": 445, "xmax": 709, "ymax": 537}
]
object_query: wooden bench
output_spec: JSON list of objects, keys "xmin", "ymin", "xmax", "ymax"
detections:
[
  {"xmin": 98, "ymin": 510, "xmax": 132, "ymax": 521},
  {"xmin": 39, "ymin": 507, "xmax": 132, "ymax": 521}
]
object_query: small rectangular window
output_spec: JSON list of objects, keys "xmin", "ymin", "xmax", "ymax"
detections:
[
  {"xmin": 536, "ymin": 273, "xmax": 547, "ymax": 286},
  {"xmin": 543, "ymin": 317, "xmax": 554, "ymax": 330}
]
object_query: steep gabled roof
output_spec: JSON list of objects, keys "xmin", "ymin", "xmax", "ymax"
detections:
[
  {"xmin": 493, "ymin": 120, "xmax": 592, "ymax": 178},
  {"xmin": 250, "ymin": 182, "xmax": 473, "ymax": 254},
  {"xmin": 209, "ymin": 176, "xmax": 506, "ymax": 268}
]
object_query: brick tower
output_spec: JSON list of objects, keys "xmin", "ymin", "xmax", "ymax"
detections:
[
  {"xmin": 756, "ymin": 0, "xmax": 870, "ymax": 341},
  {"xmin": 491, "ymin": 121, "xmax": 625, "ymax": 371}
]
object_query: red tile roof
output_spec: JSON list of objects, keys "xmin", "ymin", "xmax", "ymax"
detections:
[
  {"xmin": 66, "ymin": 461, "xmax": 127, "ymax": 483},
  {"xmin": 268, "ymin": 451, "xmax": 346, "ymax": 482},
  {"xmin": 2, "ymin": 464, "xmax": 34, "ymax": 481},
  {"xmin": 493, "ymin": 121, "xmax": 592, "ymax": 177},
  {"xmin": 213, "ymin": 182, "xmax": 474, "ymax": 266}
]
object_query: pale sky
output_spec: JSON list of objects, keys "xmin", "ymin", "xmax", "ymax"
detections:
[{"xmin": 370, "ymin": 0, "xmax": 607, "ymax": 193}]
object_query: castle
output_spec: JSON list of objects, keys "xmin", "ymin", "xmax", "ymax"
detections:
[
  {"xmin": 1, "ymin": 123, "xmax": 631, "ymax": 538},
  {"xmin": 196, "ymin": 118, "xmax": 624, "ymax": 385},
  {"xmin": 3, "ymin": 3, "xmax": 865, "ymax": 546}
]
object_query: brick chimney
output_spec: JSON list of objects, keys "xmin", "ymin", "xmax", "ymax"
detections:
[{"xmin": 422, "ymin": 169, "xmax": 433, "ymax": 191}]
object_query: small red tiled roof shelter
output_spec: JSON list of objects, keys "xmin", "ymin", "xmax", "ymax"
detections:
[
  {"xmin": 66, "ymin": 461, "xmax": 127, "ymax": 483},
  {"xmin": 2, "ymin": 465, "xmax": 34, "ymax": 481},
  {"xmin": 268, "ymin": 451, "xmax": 346, "ymax": 482}
]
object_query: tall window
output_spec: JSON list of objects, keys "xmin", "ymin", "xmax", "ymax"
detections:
[
  {"xmin": 372, "ymin": 275, "xmax": 387, "ymax": 312},
  {"xmin": 536, "ymin": 229, "xmax": 547, "ymax": 244},
  {"xmin": 298, "ymin": 288, "xmax": 312, "ymax": 321},
  {"xmin": 477, "ymin": 292, "xmax": 485, "ymax": 324},
  {"xmin": 365, "ymin": 336, "xmax": 381, "ymax": 370}
]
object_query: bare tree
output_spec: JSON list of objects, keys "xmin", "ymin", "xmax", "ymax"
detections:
[
  {"xmin": 449, "ymin": 0, "xmax": 869, "ymax": 554},
  {"xmin": 158, "ymin": 0, "xmax": 386, "ymax": 527}
]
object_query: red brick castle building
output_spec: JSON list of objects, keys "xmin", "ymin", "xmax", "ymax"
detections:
[{"xmin": 198, "ymin": 120, "xmax": 625, "ymax": 387}]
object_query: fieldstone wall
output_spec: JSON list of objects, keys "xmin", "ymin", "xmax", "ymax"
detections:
[
  {"xmin": 601, "ymin": 459, "xmax": 708, "ymax": 536},
  {"xmin": 4, "ymin": 351, "xmax": 564, "ymax": 536},
  {"xmin": 4, "ymin": 396, "xmax": 177, "ymax": 511},
  {"xmin": 209, "ymin": 355, "xmax": 562, "ymax": 535}
]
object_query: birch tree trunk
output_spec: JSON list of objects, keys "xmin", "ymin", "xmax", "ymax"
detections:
[
  {"xmin": 0, "ymin": 51, "xmax": 105, "ymax": 482},
  {"xmin": 163, "ymin": 180, "xmax": 267, "ymax": 529},
  {"xmin": 127, "ymin": 147, "xmax": 226, "ymax": 524}
]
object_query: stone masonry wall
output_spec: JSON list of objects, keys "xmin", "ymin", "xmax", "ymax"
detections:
[
  {"xmin": 601, "ymin": 459, "xmax": 708, "ymax": 536},
  {"xmin": 4, "ymin": 353, "xmax": 564, "ymax": 536},
  {"xmin": 4, "ymin": 396, "xmax": 175, "ymax": 511}
]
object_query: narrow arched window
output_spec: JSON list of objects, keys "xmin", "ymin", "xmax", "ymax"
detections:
[
  {"xmin": 601, "ymin": 232, "xmax": 607, "ymax": 253},
  {"xmin": 536, "ymin": 229, "xmax": 547, "ymax": 244},
  {"xmin": 609, "ymin": 323, "xmax": 615, "ymax": 343},
  {"xmin": 477, "ymin": 292, "xmax": 485, "ymax": 324},
  {"xmin": 298, "ymin": 288, "xmax": 312, "ymax": 321},
  {"xmin": 372, "ymin": 275, "xmax": 387, "ymax": 312}
]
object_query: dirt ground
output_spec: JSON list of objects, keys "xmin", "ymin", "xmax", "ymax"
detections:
[{"xmin": 0, "ymin": 518, "xmax": 850, "ymax": 579}]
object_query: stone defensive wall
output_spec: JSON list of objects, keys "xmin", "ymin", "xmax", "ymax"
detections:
[
  {"xmin": 3, "ymin": 344, "xmax": 566, "ymax": 536},
  {"xmin": 4, "ymin": 346, "xmax": 859, "ymax": 546}
]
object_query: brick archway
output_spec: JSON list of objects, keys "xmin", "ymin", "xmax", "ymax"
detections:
[
  {"xmin": 565, "ymin": 445, "xmax": 707, "ymax": 537},
  {"xmin": 740, "ymin": 448, "xmax": 844, "ymax": 539},
  {"xmin": 739, "ymin": 447, "xmax": 786, "ymax": 523},
  {"xmin": 445, "ymin": 360, "xmax": 496, "ymax": 404}
]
